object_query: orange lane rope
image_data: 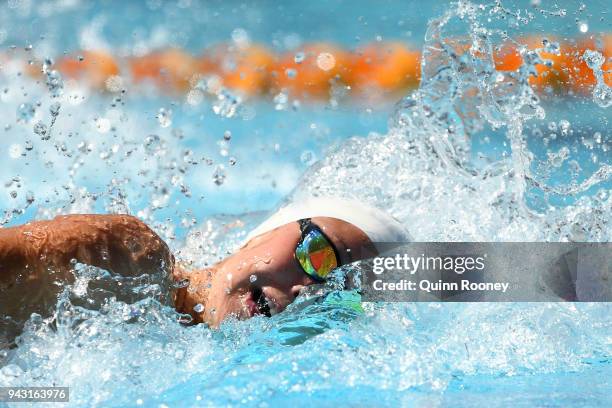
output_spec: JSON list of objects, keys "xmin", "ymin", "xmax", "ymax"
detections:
[{"xmin": 14, "ymin": 36, "xmax": 612, "ymax": 100}]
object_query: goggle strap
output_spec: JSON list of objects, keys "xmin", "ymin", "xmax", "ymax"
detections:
[{"xmin": 298, "ymin": 218, "xmax": 311, "ymax": 233}]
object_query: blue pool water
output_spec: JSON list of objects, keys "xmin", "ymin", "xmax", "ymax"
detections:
[{"xmin": 1, "ymin": 1, "xmax": 611, "ymax": 407}]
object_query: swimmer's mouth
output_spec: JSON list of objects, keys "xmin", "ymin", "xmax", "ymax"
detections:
[{"xmin": 247, "ymin": 288, "xmax": 272, "ymax": 318}]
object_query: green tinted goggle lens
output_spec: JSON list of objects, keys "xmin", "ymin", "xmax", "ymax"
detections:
[{"xmin": 295, "ymin": 228, "xmax": 338, "ymax": 281}]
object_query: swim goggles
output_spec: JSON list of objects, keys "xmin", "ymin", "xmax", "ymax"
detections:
[{"xmin": 294, "ymin": 218, "xmax": 340, "ymax": 282}]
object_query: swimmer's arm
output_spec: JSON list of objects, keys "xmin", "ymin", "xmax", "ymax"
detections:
[
  {"xmin": 0, "ymin": 214, "xmax": 174, "ymax": 287},
  {"xmin": 0, "ymin": 227, "xmax": 31, "ymax": 287}
]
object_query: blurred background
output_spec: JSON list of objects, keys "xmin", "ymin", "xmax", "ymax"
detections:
[{"xmin": 0, "ymin": 0, "xmax": 609, "ymax": 234}]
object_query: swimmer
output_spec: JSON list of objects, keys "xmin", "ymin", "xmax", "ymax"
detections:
[{"xmin": 0, "ymin": 197, "xmax": 409, "ymax": 341}]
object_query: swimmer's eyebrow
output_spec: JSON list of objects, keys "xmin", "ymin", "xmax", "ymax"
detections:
[
  {"xmin": 330, "ymin": 230, "xmax": 352, "ymax": 265},
  {"xmin": 311, "ymin": 218, "xmax": 352, "ymax": 264}
]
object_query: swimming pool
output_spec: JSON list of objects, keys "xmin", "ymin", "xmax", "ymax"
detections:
[{"xmin": 0, "ymin": 0, "xmax": 611, "ymax": 406}]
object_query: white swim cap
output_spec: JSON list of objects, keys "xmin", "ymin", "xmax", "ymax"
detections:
[{"xmin": 245, "ymin": 196, "xmax": 411, "ymax": 251}]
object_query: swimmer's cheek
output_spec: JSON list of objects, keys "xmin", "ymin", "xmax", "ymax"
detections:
[{"xmin": 170, "ymin": 267, "xmax": 215, "ymax": 324}]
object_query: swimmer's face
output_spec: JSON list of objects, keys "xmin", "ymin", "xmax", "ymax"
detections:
[{"xmin": 173, "ymin": 217, "xmax": 375, "ymax": 326}]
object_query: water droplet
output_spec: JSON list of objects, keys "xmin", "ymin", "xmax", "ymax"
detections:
[
  {"xmin": 228, "ymin": 157, "xmax": 237, "ymax": 166},
  {"xmin": 33, "ymin": 121, "xmax": 49, "ymax": 140},
  {"xmin": 583, "ymin": 50, "xmax": 604, "ymax": 70},
  {"xmin": 213, "ymin": 165, "xmax": 226, "ymax": 186},
  {"xmin": 578, "ymin": 21, "xmax": 588, "ymax": 33},
  {"xmin": 223, "ymin": 130, "xmax": 232, "ymax": 141},
  {"xmin": 300, "ymin": 150, "xmax": 316, "ymax": 165},
  {"xmin": 172, "ymin": 278, "xmax": 190, "ymax": 289},
  {"xmin": 558, "ymin": 120, "xmax": 570, "ymax": 136},
  {"xmin": 249, "ymin": 274, "xmax": 257, "ymax": 283},
  {"xmin": 49, "ymin": 102, "xmax": 61, "ymax": 117},
  {"xmin": 592, "ymin": 86, "xmax": 612, "ymax": 108},
  {"xmin": 316, "ymin": 52, "xmax": 336, "ymax": 71},
  {"xmin": 285, "ymin": 68, "xmax": 297, "ymax": 79},
  {"xmin": 186, "ymin": 89, "xmax": 204, "ymax": 105},
  {"xmin": 17, "ymin": 103, "xmax": 35, "ymax": 123},
  {"xmin": 218, "ymin": 141, "xmax": 229, "ymax": 157},
  {"xmin": 45, "ymin": 70, "xmax": 64, "ymax": 97},
  {"xmin": 157, "ymin": 107, "xmax": 172, "ymax": 128},
  {"xmin": 274, "ymin": 91, "xmax": 288, "ymax": 110},
  {"xmin": 294, "ymin": 52, "xmax": 306, "ymax": 65},
  {"xmin": 253, "ymin": 256, "xmax": 272, "ymax": 265},
  {"xmin": 193, "ymin": 303, "xmax": 205, "ymax": 313},
  {"xmin": 105, "ymin": 75, "xmax": 124, "ymax": 93},
  {"xmin": 178, "ymin": 314, "xmax": 193, "ymax": 325},
  {"xmin": 542, "ymin": 39, "xmax": 560, "ymax": 56},
  {"xmin": 143, "ymin": 134, "xmax": 161, "ymax": 153},
  {"xmin": 212, "ymin": 90, "xmax": 241, "ymax": 118},
  {"xmin": 593, "ymin": 132, "xmax": 602, "ymax": 144},
  {"xmin": 42, "ymin": 57, "xmax": 53, "ymax": 74}
]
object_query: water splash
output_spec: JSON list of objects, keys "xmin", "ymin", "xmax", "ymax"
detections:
[
  {"xmin": 1, "ymin": 263, "xmax": 609, "ymax": 406},
  {"xmin": 0, "ymin": 1, "xmax": 610, "ymax": 406},
  {"xmin": 291, "ymin": 1, "xmax": 610, "ymax": 242},
  {"xmin": 583, "ymin": 49, "xmax": 612, "ymax": 108}
]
